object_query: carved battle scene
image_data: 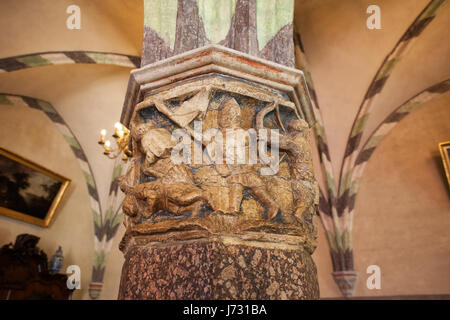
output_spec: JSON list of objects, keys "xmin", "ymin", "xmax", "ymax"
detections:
[{"xmin": 119, "ymin": 75, "xmax": 318, "ymax": 254}]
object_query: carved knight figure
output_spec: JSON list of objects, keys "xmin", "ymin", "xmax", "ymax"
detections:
[
  {"xmin": 256, "ymin": 103, "xmax": 319, "ymax": 234},
  {"xmin": 197, "ymin": 98, "xmax": 281, "ymax": 220}
]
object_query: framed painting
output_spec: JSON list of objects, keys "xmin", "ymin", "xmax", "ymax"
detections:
[
  {"xmin": 439, "ymin": 141, "xmax": 450, "ymax": 191},
  {"xmin": 0, "ymin": 146, "xmax": 70, "ymax": 227}
]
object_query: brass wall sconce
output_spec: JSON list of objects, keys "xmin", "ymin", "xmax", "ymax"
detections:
[{"xmin": 98, "ymin": 122, "xmax": 132, "ymax": 161}]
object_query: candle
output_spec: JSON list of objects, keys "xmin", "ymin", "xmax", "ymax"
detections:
[
  {"xmin": 99, "ymin": 129, "xmax": 106, "ymax": 144},
  {"xmin": 114, "ymin": 122, "xmax": 122, "ymax": 136},
  {"xmin": 104, "ymin": 140, "xmax": 111, "ymax": 153}
]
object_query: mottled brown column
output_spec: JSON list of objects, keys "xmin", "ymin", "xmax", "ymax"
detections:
[{"xmin": 119, "ymin": 240, "xmax": 318, "ymax": 299}]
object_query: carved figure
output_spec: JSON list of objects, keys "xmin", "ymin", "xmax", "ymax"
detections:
[
  {"xmin": 120, "ymin": 77, "xmax": 318, "ymax": 238},
  {"xmin": 256, "ymin": 103, "xmax": 319, "ymax": 230},
  {"xmin": 120, "ymin": 121, "xmax": 211, "ymax": 220},
  {"xmin": 207, "ymin": 98, "xmax": 281, "ymax": 220}
]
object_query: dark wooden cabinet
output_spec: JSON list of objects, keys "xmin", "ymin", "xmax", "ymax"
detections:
[{"xmin": 0, "ymin": 234, "xmax": 73, "ymax": 300}]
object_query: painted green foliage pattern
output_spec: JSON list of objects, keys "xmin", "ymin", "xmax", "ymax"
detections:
[{"xmin": 144, "ymin": 0, "xmax": 294, "ymax": 48}]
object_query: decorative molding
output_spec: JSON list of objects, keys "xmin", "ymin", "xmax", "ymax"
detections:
[
  {"xmin": 349, "ymin": 80, "xmax": 450, "ymax": 213},
  {"xmin": 327, "ymin": 79, "xmax": 449, "ymax": 296},
  {"xmin": 340, "ymin": 79, "xmax": 450, "ymax": 218},
  {"xmin": 120, "ymin": 44, "xmax": 315, "ymax": 128},
  {"xmin": 320, "ymin": 0, "xmax": 449, "ymax": 295},
  {"xmin": 119, "ymin": 45, "xmax": 316, "ymax": 239},
  {"xmin": 117, "ymin": 44, "xmax": 320, "ymax": 299}
]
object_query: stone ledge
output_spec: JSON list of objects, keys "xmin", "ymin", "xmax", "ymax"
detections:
[
  {"xmin": 120, "ymin": 44, "xmax": 315, "ymax": 128},
  {"xmin": 119, "ymin": 213, "xmax": 317, "ymax": 255}
]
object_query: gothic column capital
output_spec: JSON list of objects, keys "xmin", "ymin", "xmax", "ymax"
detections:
[{"xmin": 120, "ymin": 45, "xmax": 316, "ymax": 128}]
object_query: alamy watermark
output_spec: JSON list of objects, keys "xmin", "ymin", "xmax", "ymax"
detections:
[
  {"xmin": 367, "ymin": 5, "xmax": 381, "ymax": 30},
  {"xmin": 366, "ymin": 265, "xmax": 381, "ymax": 290},
  {"xmin": 66, "ymin": 5, "xmax": 81, "ymax": 30},
  {"xmin": 66, "ymin": 265, "xmax": 81, "ymax": 289},
  {"xmin": 170, "ymin": 121, "xmax": 280, "ymax": 176}
]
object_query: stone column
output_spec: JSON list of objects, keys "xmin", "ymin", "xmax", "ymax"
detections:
[
  {"xmin": 117, "ymin": 0, "xmax": 319, "ymax": 300},
  {"xmin": 141, "ymin": 0, "xmax": 295, "ymax": 67}
]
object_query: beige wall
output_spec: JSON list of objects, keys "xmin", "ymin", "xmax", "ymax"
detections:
[{"xmin": 0, "ymin": 0, "xmax": 143, "ymax": 58}]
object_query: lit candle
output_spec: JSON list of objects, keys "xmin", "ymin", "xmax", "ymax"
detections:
[
  {"xmin": 104, "ymin": 140, "xmax": 111, "ymax": 153},
  {"xmin": 99, "ymin": 129, "xmax": 106, "ymax": 144},
  {"xmin": 114, "ymin": 122, "xmax": 122, "ymax": 136}
]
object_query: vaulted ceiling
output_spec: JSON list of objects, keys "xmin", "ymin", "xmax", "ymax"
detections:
[
  {"xmin": 1, "ymin": 0, "xmax": 448, "ymax": 175},
  {"xmin": 295, "ymin": 0, "xmax": 449, "ymax": 180}
]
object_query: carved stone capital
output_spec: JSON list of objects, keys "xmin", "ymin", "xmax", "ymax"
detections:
[{"xmin": 118, "ymin": 45, "xmax": 318, "ymax": 256}]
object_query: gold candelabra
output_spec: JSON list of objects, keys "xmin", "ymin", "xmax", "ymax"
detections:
[{"xmin": 98, "ymin": 122, "xmax": 132, "ymax": 161}]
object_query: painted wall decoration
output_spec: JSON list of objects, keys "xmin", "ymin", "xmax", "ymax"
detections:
[
  {"xmin": 336, "ymin": 0, "xmax": 449, "ymax": 273},
  {"xmin": 353, "ymin": 80, "xmax": 450, "ymax": 203},
  {"xmin": 0, "ymin": 146, "xmax": 70, "ymax": 227},
  {"xmin": 0, "ymin": 51, "xmax": 140, "ymax": 73},
  {"xmin": 142, "ymin": 0, "xmax": 295, "ymax": 67}
]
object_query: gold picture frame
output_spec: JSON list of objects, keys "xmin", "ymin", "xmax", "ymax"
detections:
[
  {"xmin": 439, "ymin": 141, "xmax": 450, "ymax": 191},
  {"xmin": 0, "ymin": 146, "xmax": 70, "ymax": 227}
]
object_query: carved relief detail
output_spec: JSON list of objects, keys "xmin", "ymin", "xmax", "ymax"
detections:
[{"xmin": 120, "ymin": 75, "xmax": 318, "ymax": 253}]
